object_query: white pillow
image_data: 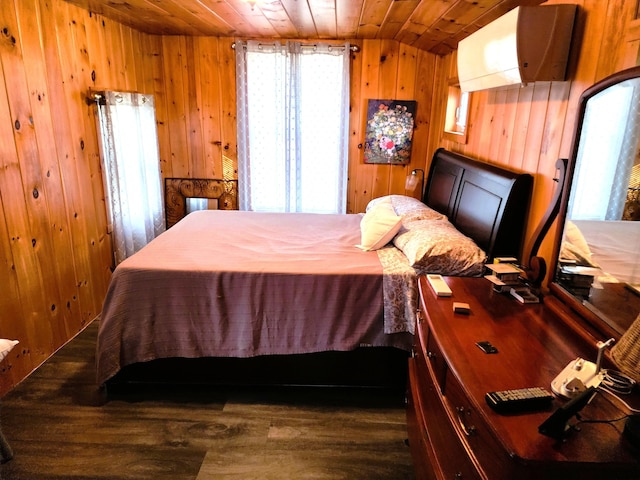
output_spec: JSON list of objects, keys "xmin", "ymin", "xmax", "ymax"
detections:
[
  {"xmin": 0, "ymin": 339, "xmax": 18, "ymax": 362},
  {"xmin": 357, "ymin": 198, "xmax": 402, "ymax": 251}
]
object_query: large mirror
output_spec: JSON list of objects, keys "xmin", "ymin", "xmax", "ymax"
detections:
[{"xmin": 551, "ymin": 66, "xmax": 640, "ymax": 339}]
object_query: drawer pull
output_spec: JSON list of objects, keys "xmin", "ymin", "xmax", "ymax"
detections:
[
  {"xmin": 456, "ymin": 406, "xmax": 476, "ymax": 437},
  {"xmin": 454, "ymin": 473, "xmax": 463, "ymax": 479},
  {"xmin": 427, "ymin": 351, "xmax": 436, "ymax": 360}
]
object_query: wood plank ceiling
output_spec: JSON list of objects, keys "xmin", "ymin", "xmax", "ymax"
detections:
[{"xmin": 61, "ymin": 0, "xmax": 545, "ymax": 55}]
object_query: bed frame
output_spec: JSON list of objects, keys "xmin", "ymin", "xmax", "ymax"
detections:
[
  {"xmin": 424, "ymin": 148, "xmax": 533, "ymax": 261},
  {"xmin": 106, "ymin": 149, "xmax": 532, "ymax": 392}
]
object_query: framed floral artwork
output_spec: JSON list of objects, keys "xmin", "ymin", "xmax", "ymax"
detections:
[{"xmin": 364, "ymin": 99, "xmax": 416, "ymax": 164}]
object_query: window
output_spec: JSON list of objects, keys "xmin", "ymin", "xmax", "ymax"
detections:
[
  {"xmin": 443, "ymin": 80, "xmax": 470, "ymax": 144},
  {"xmin": 235, "ymin": 41, "xmax": 350, "ymax": 213},
  {"xmin": 94, "ymin": 91, "xmax": 165, "ymax": 265}
]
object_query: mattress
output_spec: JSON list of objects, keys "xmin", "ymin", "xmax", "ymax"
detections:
[{"xmin": 96, "ymin": 210, "xmax": 413, "ymax": 384}]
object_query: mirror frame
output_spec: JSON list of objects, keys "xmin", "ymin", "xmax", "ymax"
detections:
[
  {"xmin": 164, "ymin": 178, "xmax": 238, "ymax": 229},
  {"xmin": 549, "ymin": 65, "xmax": 640, "ymax": 342}
]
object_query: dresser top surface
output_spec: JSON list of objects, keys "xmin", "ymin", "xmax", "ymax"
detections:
[{"xmin": 417, "ymin": 275, "xmax": 640, "ymax": 467}]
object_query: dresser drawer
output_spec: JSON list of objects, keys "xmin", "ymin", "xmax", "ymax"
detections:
[
  {"xmin": 407, "ymin": 359, "xmax": 438, "ymax": 480},
  {"xmin": 442, "ymin": 370, "xmax": 518, "ymax": 479},
  {"xmin": 416, "ymin": 316, "xmax": 447, "ymax": 394},
  {"xmin": 409, "ymin": 358, "xmax": 481, "ymax": 480}
]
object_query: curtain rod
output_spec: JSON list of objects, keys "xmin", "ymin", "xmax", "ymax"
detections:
[
  {"xmin": 231, "ymin": 41, "xmax": 359, "ymax": 52},
  {"xmin": 86, "ymin": 91, "xmax": 106, "ymax": 105}
]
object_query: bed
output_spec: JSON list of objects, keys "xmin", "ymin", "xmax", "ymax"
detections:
[{"xmin": 97, "ymin": 148, "xmax": 532, "ymax": 389}]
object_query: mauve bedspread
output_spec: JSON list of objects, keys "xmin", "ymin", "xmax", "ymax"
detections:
[{"xmin": 96, "ymin": 210, "xmax": 412, "ymax": 385}]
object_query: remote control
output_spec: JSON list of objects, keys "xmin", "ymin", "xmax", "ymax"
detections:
[
  {"xmin": 485, "ymin": 387, "xmax": 554, "ymax": 414},
  {"xmin": 427, "ymin": 274, "xmax": 452, "ymax": 297}
]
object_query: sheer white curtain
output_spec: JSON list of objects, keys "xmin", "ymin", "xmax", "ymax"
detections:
[
  {"xmin": 236, "ymin": 41, "xmax": 350, "ymax": 213},
  {"xmin": 95, "ymin": 91, "xmax": 165, "ymax": 265}
]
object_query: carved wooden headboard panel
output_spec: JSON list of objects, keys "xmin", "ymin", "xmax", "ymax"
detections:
[
  {"xmin": 423, "ymin": 148, "xmax": 533, "ymax": 261},
  {"xmin": 164, "ymin": 178, "xmax": 238, "ymax": 228}
]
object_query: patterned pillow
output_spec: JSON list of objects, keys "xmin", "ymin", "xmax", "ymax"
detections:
[
  {"xmin": 365, "ymin": 195, "xmax": 446, "ymax": 223},
  {"xmin": 393, "ymin": 219, "xmax": 487, "ymax": 276}
]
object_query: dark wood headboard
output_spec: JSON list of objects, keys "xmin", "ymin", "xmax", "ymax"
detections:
[
  {"xmin": 423, "ymin": 148, "xmax": 533, "ymax": 261},
  {"xmin": 164, "ymin": 178, "xmax": 238, "ymax": 228}
]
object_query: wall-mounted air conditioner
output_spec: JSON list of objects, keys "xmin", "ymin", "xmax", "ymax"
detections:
[{"xmin": 457, "ymin": 4, "xmax": 577, "ymax": 93}]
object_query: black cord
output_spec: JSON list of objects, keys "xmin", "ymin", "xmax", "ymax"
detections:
[{"xmin": 575, "ymin": 413, "xmax": 631, "ymax": 425}]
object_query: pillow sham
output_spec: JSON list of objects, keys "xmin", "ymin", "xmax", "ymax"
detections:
[
  {"xmin": 357, "ymin": 198, "xmax": 403, "ymax": 251},
  {"xmin": 393, "ymin": 219, "xmax": 486, "ymax": 276},
  {"xmin": 0, "ymin": 339, "xmax": 18, "ymax": 362},
  {"xmin": 366, "ymin": 195, "xmax": 446, "ymax": 223}
]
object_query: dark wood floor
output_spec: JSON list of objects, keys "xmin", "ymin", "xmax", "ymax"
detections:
[{"xmin": 0, "ymin": 321, "xmax": 415, "ymax": 480}]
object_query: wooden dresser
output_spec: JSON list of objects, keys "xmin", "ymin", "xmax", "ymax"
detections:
[{"xmin": 407, "ymin": 276, "xmax": 640, "ymax": 480}]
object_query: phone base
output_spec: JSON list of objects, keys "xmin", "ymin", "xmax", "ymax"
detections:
[{"xmin": 550, "ymin": 358, "xmax": 602, "ymax": 398}]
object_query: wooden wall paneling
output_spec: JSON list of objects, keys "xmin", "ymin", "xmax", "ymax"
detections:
[
  {"xmin": 55, "ymin": 2, "xmax": 108, "ymax": 323},
  {"xmin": 37, "ymin": 0, "xmax": 97, "ymax": 337},
  {"xmin": 555, "ymin": 0, "xmax": 600, "ymax": 162},
  {"xmin": 621, "ymin": 21, "xmax": 640, "ymax": 69},
  {"xmin": 161, "ymin": 36, "xmax": 191, "ymax": 178},
  {"xmin": 102, "ymin": 14, "xmax": 127, "ymax": 89},
  {"xmin": 432, "ymin": 0, "xmax": 639, "ymax": 269},
  {"xmin": 352, "ymin": 39, "xmax": 381, "ymax": 213},
  {"xmin": 370, "ymin": 40, "xmax": 400, "ymax": 201},
  {"xmin": 117, "ymin": 23, "xmax": 139, "ymax": 92},
  {"xmin": 410, "ymin": 48, "xmax": 437, "ymax": 189},
  {"xmin": 0, "ymin": 31, "xmax": 37, "ymax": 393},
  {"xmin": 1, "ymin": 0, "xmax": 58, "ymax": 357},
  {"xmin": 184, "ymin": 36, "xmax": 206, "ymax": 178},
  {"xmin": 84, "ymin": 9, "xmax": 114, "ymax": 88},
  {"xmin": 15, "ymin": 0, "xmax": 83, "ymax": 344},
  {"xmin": 596, "ymin": 0, "xmax": 637, "ymax": 80},
  {"xmin": 495, "ymin": 87, "xmax": 519, "ymax": 165},
  {"xmin": 486, "ymin": 88, "xmax": 509, "ymax": 164},
  {"xmin": 71, "ymin": 8, "xmax": 113, "ymax": 293},
  {"xmin": 390, "ymin": 42, "xmax": 418, "ymax": 196},
  {"xmin": 0, "ymin": 0, "xmax": 155, "ymax": 394},
  {"xmin": 143, "ymin": 35, "xmax": 171, "ymax": 178},
  {"xmin": 506, "ymin": 85, "xmax": 535, "ymax": 169},
  {"xmin": 471, "ymin": 90, "xmax": 495, "ymax": 160},
  {"xmin": 0, "ymin": 193, "xmax": 26, "ymax": 392},
  {"xmin": 83, "ymin": 11, "xmax": 119, "ymax": 276},
  {"xmin": 429, "ymin": 55, "xmax": 450, "ymax": 154},
  {"xmin": 505, "ymin": 83, "xmax": 548, "ymax": 261},
  {"xmin": 194, "ymin": 37, "xmax": 224, "ymax": 179},
  {"xmin": 346, "ymin": 42, "xmax": 364, "ymax": 213},
  {"xmin": 217, "ymin": 37, "xmax": 237, "ymax": 180},
  {"xmin": 191, "ymin": 36, "xmax": 210, "ymax": 178},
  {"xmin": 130, "ymin": 29, "xmax": 149, "ymax": 92},
  {"xmin": 528, "ymin": 81, "xmax": 572, "ymax": 267},
  {"xmin": 566, "ymin": 0, "xmax": 611, "ymax": 85}
]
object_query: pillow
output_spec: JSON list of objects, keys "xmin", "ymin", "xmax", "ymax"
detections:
[
  {"xmin": 560, "ymin": 220, "xmax": 598, "ymax": 266},
  {"xmin": 0, "ymin": 339, "xmax": 18, "ymax": 362},
  {"xmin": 357, "ymin": 198, "xmax": 402, "ymax": 251},
  {"xmin": 366, "ymin": 195, "xmax": 446, "ymax": 223},
  {"xmin": 393, "ymin": 219, "xmax": 487, "ymax": 276}
]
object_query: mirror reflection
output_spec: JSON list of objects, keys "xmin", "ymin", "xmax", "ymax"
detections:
[
  {"xmin": 186, "ymin": 197, "xmax": 219, "ymax": 214},
  {"xmin": 556, "ymin": 75, "xmax": 640, "ymax": 336}
]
